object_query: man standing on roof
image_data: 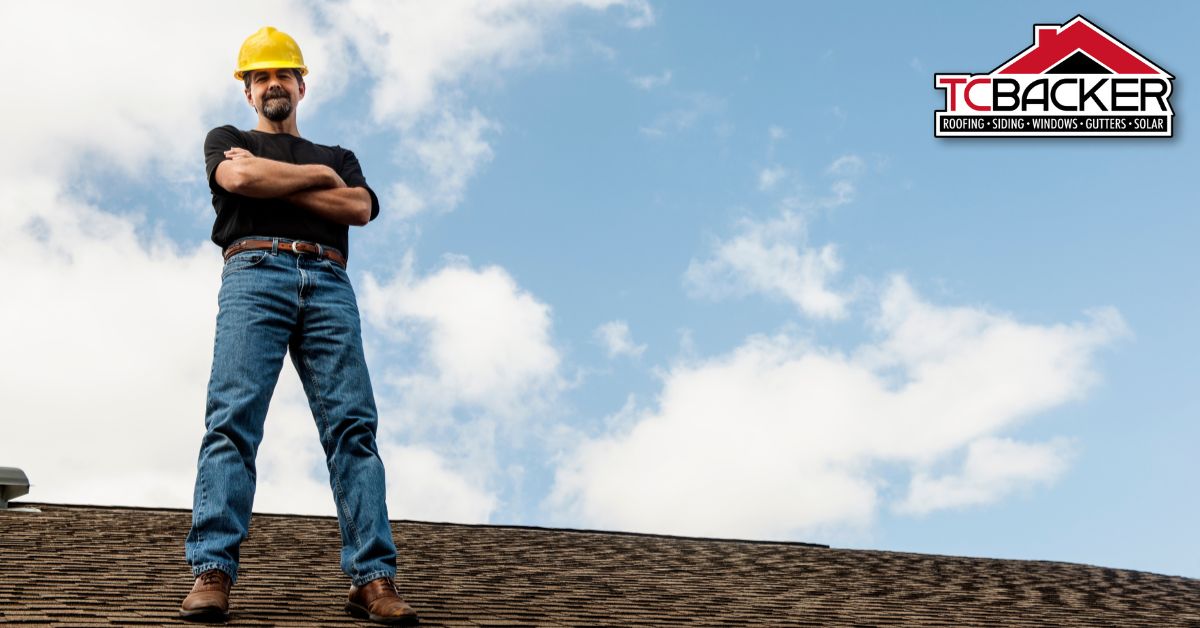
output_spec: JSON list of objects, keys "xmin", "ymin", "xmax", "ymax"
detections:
[{"xmin": 180, "ymin": 26, "xmax": 419, "ymax": 626}]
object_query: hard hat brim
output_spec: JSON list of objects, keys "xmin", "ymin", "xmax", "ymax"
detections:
[{"xmin": 233, "ymin": 62, "xmax": 309, "ymax": 81}]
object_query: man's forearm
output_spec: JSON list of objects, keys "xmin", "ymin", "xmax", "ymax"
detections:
[
  {"xmin": 285, "ymin": 187, "xmax": 373, "ymax": 227},
  {"xmin": 217, "ymin": 157, "xmax": 343, "ymax": 198}
]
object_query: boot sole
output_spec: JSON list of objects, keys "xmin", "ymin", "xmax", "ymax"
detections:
[
  {"xmin": 179, "ymin": 606, "xmax": 230, "ymax": 623},
  {"xmin": 345, "ymin": 601, "xmax": 420, "ymax": 625}
]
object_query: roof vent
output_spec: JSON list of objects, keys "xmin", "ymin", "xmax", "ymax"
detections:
[{"xmin": 1, "ymin": 467, "xmax": 39, "ymax": 512}]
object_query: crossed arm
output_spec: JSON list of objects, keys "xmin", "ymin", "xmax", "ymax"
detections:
[{"xmin": 215, "ymin": 147, "xmax": 372, "ymax": 227}]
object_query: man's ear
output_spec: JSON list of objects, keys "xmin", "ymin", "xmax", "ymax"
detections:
[
  {"xmin": 244, "ymin": 87, "xmax": 256, "ymax": 112},
  {"xmin": 297, "ymin": 80, "xmax": 306, "ymax": 102}
]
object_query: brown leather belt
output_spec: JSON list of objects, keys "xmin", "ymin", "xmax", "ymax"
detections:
[{"xmin": 223, "ymin": 238, "xmax": 347, "ymax": 268}]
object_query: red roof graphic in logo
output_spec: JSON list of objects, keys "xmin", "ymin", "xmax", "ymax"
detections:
[{"xmin": 993, "ymin": 15, "xmax": 1171, "ymax": 76}]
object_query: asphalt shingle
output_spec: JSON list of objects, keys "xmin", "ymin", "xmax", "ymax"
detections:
[{"xmin": 1, "ymin": 502, "xmax": 1198, "ymax": 626}]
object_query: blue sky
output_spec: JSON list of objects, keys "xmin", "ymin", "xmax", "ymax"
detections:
[{"xmin": 1, "ymin": 2, "xmax": 1196, "ymax": 579}]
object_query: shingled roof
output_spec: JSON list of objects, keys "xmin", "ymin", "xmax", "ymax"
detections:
[{"xmin": 1, "ymin": 502, "xmax": 1198, "ymax": 626}]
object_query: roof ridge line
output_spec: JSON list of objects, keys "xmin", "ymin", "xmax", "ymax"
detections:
[{"xmin": 12, "ymin": 500, "xmax": 830, "ymax": 549}]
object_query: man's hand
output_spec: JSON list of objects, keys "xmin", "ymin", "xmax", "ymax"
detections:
[{"xmin": 225, "ymin": 147, "xmax": 254, "ymax": 160}]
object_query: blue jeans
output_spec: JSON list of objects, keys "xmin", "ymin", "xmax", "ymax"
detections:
[{"xmin": 185, "ymin": 236, "xmax": 397, "ymax": 587}]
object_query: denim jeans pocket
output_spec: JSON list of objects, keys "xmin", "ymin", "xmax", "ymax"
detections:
[
  {"xmin": 221, "ymin": 251, "xmax": 269, "ymax": 279},
  {"xmin": 321, "ymin": 258, "xmax": 351, "ymax": 282}
]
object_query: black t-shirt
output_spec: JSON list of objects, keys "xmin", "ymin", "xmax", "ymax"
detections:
[{"xmin": 204, "ymin": 125, "xmax": 380, "ymax": 262}]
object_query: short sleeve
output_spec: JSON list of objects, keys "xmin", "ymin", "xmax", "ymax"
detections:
[
  {"xmin": 338, "ymin": 148, "xmax": 380, "ymax": 222},
  {"xmin": 204, "ymin": 125, "xmax": 248, "ymax": 195}
]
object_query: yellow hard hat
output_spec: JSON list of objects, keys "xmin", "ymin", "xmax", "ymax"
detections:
[{"xmin": 234, "ymin": 26, "xmax": 308, "ymax": 80}]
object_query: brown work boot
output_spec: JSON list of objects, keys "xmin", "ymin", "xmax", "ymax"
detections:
[
  {"xmin": 179, "ymin": 569, "xmax": 232, "ymax": 622},
  {"xmin": 346, "ymin": 577, "xmax": 420, "ymax": 625}
]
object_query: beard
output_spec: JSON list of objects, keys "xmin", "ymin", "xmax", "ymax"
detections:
[
  {"xmin": 262, "ymin": 95, "xmax": 293, "ymax": 121},
  {"xmin": 260, "ymin": 85, "xmax": 294, "ymax": 121}
]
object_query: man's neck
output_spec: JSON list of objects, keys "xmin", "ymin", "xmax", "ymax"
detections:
[{"xmin": 254, "ymin": 116, "xmax": 301, "ymax": 137}]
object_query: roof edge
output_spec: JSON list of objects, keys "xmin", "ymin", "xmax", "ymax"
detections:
[{"xmin": 10, "ymin": 501, "xmax": 830, "ymax": 549}]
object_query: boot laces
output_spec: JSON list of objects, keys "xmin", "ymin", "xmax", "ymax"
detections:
[{"xmin": 200, "ymin": 571, "xmax": 226, "ymax": 586}]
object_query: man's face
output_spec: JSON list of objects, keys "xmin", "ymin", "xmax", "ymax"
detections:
[{"xmin": 244, "ymin": 68, "xmax": 305, "ymax": 122}]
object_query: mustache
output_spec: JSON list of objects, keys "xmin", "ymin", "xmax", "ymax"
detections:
[{"xmin": 264, "ymin": 87, "xmax": 289, "ymax": 100}]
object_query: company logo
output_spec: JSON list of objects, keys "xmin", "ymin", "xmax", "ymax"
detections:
[{"xmin": 934, "ymin": 15, "xmax": 1174, "ymax": 137}]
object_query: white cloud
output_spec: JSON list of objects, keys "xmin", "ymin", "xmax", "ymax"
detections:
[
  {"xmin": 585, "ymin": 37, "xmax": 619, "ymax": 61},
  {"xmin": 0, "ymin": 179, "xmax": 496, "ymax": 522},
  {"xmin": 896, "ymin": 437, "xmax": 1075, "ymax": 515},
  {"xmin": 758, "ymin": 166, "xmax": 787, "ymax": 191},
  {"xmin": 386, "ymin": 181, "xmax": 430, "ymax": 220},
  {"xmin": 396, "ymin": 108, "xmax": 498, "ymax": 216},
  {"xmin": 684, "ymin": 210, "xmax": 850, "ymax": 319},
  {"xmin": 0, "ymin": 1, "xmax": 333, "ymax": 179},
  {"xmin": 826, "ymin": 154, "xmax": 865, "ymax": 177},
  {"xmin": 778, "ymin": 179, "xmax": 856, "ymax": 212},
  {"xmin": 631, "ymin": 70, "xmax": 672, "ymax": 90},
  {"xmin": 254, "ymin": 390, "xmax": 499, "ymax": 523},
  {"xmin": 595, "ymin": 320, "xmax": 647, "ymax": 359},
  {"xmin": 617, "ymin": 0, "xmax": 656, "ymax": 29},
  {"xmin": 774, "ymin": 154, "xmax": 864, "ymax": 212},
  {"xmin": 0, "ymin": 180, "xmax": 219, "ymax": 507},
  {"xmin": 251, "ymin": 374, "xmax": 498, "ymax": 523},
  {"xmin": 380, "ymin": 443, "xmax": 499, "ymax": 523},
  {"xmin": 358, "ymin": 255, "xmax": 567, "ymax": 510},
  {"xmin": 361, "ymin": 254, "xmax": 563, "ymax": 422},
  {"xmin": 314, "ymin": 0, "xmax": 649, "ymax": 215},
  {"xmin": 0, "ymin": 0, "xmax": 647, "ymax": 212},
  {"xmin": 549, "ymin": 277, "xmax": 1124, "ymax": 540},
  {"xmin": 765, "ymin": 125, "xmax": 786, "ymax": 161},
  {"xmin": 0, "ymin": 0, "xmax": 632, "ymax": 521},
  {"xmin": 639, "ymin": 92, "xmax": 725, "ymax": 137},
  {"xmin": 326, "ymin": 0, "xmax": 653, "ymax": 126}
]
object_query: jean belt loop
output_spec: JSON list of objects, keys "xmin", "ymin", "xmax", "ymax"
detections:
[
  {"xmin": 271, "ymin": 238, "xmax": 279, "ymax": 255},
  {"xmin": 316, "ymin": 243, "xmax": 324, "ymax": 257}
]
